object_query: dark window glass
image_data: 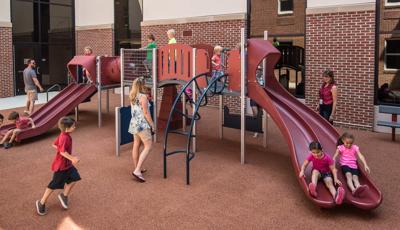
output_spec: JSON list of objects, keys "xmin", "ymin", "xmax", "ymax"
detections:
[
  {"xmin": 386, "ymin": 40, "xmax": 400, "ymax": 69},
  {"xmin": 114, "ymin": 0, "xmax": 143, "ymax": 54},
  {"xmin": 12, "ymin": 0, "xmax": 38, "ymax": 42},
  {"xmin": 280, "ymin": 0, "xmax": 293, "ymax": 12},
  {"xmin": 387, "ymin": 0, "xmax": 400, "ymax": 3}
]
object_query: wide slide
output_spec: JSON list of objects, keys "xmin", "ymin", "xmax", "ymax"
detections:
[
  {"xmin": 0, "ymin": 83, "xmax": 97, "ymax": 141},
  {"xmin": 246, "ymin": 39, "xmax": 382, "ymax": 209}
]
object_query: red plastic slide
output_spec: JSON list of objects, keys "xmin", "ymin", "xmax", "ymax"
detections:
[
  {"xmin": 0, "ymin": 83, "xmax": 96, "ymax": 141},
  {"xmin": 246, "ymin": 39, "xmax": 382, "ymax": 209}
]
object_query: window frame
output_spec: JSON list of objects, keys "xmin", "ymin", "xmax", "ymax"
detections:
[
  {"xmin": 385, "ymin": 0, "xmax": 400, "ymax": 7},
  {"xmin": 384, "ymin": 39, "xmax": 400, "ymax": 71},
  {"xmin": 278, "ymin": 0, "xmax": 293, "ymax": 15}
]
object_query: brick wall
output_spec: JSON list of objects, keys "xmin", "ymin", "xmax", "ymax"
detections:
[
  {"xmin": 250, "ymin": 0, "xmax": 305, "ymax": 38},
  {"xmin": 141, "ymin": 19, "xmax": 246, "ymax": 49},
  {"xmin": 0, "ymin": 27, "xmax": 14, "ymax": 98},
  {"xmin": 76, "ymin": 28, "xmax": 114, "ymax": 56},
  {"xmin": 306, "ymin": 10, "xmax": 376, "ymax": 130}
]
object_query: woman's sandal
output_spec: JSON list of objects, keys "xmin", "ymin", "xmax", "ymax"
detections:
[{"xmin": 132, "ymin": 172, "xmax": 146, "ymax": 183}]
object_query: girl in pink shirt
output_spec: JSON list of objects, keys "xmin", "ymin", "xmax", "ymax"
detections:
[
  {"xmin": 333, "ymin": 132, "xmax": 370, "ymax": 197},
  {"xmin": 299, "ymin": 141, "xmax": 345, "ymax": 204}
]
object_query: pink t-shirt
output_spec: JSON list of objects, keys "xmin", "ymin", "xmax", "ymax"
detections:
[
  {"xmin": 212, "ymin": 54, "xmax": 222, "ymax": 71},
  {"xmin": 307, "ymin": 153, "xmax": 334, "ymax": 173},
  {"xmin": 337, "ymin": 144, "xmax": 359, "ymax": 169}
]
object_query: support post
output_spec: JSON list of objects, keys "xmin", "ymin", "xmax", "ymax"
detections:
[
  {"xmin": 115, "ymin": 107, "xmax": 121, "ymax": 156},
  {"xmin": 182, "ymin": 93, "xmax": 186, "ymax": 131},
  {"xmin": 75, "ymin": 106, "xmax": 79, "ymax": 122},
  {"xmin": 120, "ymin": 48, "xmax": 125, "ymax": 107},
  {"xmin": 240, "ymin": 28, "xmax": 246, "ymax": 164},
  {"xmin": 152, "ymin": 48, "xmax": 158, "ymax": 142},
  {"xmin": 106, "ymin": 89, "xmax": 110, "ymax": 113},
  {"xmin": 97, "ymin": 56, "xmax": 102, "ymax": 128},
  {"xmin": 262, "ymin": 31, "xmax": 268, "ymax": 148},
  {"xmin": 192, "ymin": 48, "xmax": 197, "ymax": 153},
  {"xmin": 219, "ymin": 94, "xmax": 223, "ymax": 140}
]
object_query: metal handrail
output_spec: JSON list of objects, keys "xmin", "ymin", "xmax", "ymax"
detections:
[{"xmin": 46, "ymin": 84, "xmax": 62, "ymax": 102}]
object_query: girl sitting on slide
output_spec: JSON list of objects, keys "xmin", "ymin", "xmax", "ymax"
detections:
[{"xmin": 299, "ymin": 141, "xmax": 345, "ymax": 204}]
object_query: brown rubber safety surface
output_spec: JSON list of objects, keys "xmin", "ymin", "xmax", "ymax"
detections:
[{"xmin": 0, "ymin": 93, "xmax": 399, "ymax": 229}]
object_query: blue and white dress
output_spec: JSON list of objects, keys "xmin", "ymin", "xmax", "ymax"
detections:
[{"xmin": 128, "ymin": 93, "xmax": 151, "ymax": 135}]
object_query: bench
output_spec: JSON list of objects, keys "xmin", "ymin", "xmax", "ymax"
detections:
[{"xmin": 377, "ymin": 105, "xmax": 400, "ymax": 141}]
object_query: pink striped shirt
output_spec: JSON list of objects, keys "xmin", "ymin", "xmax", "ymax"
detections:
[{"xmin": 337, "ymin": 144, "xmax": 359, "ymax": 169}]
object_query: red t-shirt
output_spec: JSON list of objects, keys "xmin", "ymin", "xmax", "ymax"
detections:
[
  {"xmin": 212, "ymin": 54, "xmax": 222, "ymax": 71},
  {"xmin": 51, "ymin": 132, "xmax": 73, "ymax": 172},
  {"xmin": 16, "ymin": 117, "xmax": 30, "ymax": 129}
]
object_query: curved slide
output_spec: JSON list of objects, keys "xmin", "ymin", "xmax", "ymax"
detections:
[
  {"xmin": 246, "ymin": 39, "xmax": 382, "ymax": 209},
  {"xmin": 0, "ymin": 83, "xmax": 96, "ymax": 141}
]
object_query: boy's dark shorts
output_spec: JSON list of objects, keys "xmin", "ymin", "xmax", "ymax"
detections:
[
  {"xmin": 48, "ymin": 166, "xmax": 81, "ymax": 190},
  {"xmin": 319, "ymin": 172, "xmax": 333, "ymax": 181},
  {"xmin": 341, "ymin": 165, "xmax": 360, "ymax": 176}
]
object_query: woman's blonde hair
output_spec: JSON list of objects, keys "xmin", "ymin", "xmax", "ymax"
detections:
[{"xmin": 129, "ymin": 77, "xmax": 145, "ymax": 103}]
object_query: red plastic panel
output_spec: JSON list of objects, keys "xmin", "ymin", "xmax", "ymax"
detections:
[
  {"xmin": 67, "ymin": 56, "xmax": 97, "ymax": 82},
  {"xmin": 225, "ymin": 50, "xmax": 241, "ymax": 92},
  {"xmin": 100, "ymin": 56, "xmax": 121, "ymax": 85},
  {"xmin": 158, "ymin": 44, "xmax": 193, "ymax": 83}
]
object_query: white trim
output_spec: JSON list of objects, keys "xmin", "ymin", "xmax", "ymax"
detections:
[
  {"xmin": 0, "ymin": 21, "xmax": 12, "ymax": 27},
  {"xmin": 278, "ymin": 0, "xmax": 294, "ymax": 15},
  {"xmin": 385, "ymin": 0, "xmax": 400, "ymax": 7},
  {"xmin": 306, "ymin": 3, "xmax": 375, "ymax": 14},
  {"xmin": 384, "ymin": 39, "xmax": 400, "ymax": 71},
  {"xmin": 141, "ymin": 13, "xmax": 246, "ymax": 26},
  {"xmin": 75, "ymin": 24, "xmax": 113, "ymax": 31}
]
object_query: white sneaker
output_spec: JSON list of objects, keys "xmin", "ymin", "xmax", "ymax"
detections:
[{"xmin": 253, "ymin": 133, "xmax": 258, "ymax": 138}]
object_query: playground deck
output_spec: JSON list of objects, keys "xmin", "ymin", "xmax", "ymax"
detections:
[{"xmin": 0, "ymin": 93, "xmax": 399, "ymax": 229}]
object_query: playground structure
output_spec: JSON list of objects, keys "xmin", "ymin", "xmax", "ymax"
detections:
[
  {"xmin": 116, "ymin": 28, "xmax": 382, "ymax": 210},
  {"xmin": 0, "ymin": 28, "xmax": 382, "ymax": 211}
]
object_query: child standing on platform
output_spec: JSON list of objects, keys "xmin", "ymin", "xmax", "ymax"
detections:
[
  {"xmin": 35, "ymin": 117, "xmax": 81, "ymax": 216},
  {"xmin": 211, "ymin": 45, "xmax": 224, "ymax": 78}
]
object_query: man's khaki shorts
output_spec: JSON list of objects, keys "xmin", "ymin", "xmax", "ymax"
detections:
[
  {"xmin": 134, "ymin": 129, "xmax": 152, "ymax": 142},
  {"xmin": 26, "ymin": 90, "xmax": 38, "ymax": 101}
]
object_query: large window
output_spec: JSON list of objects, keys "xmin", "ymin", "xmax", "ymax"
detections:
[
  {"xmin": 114, "ymin": 0, "xmax": 143, "ymax": 55},
  {"xmin": 278, "ymin": 0, "xmax": 293, "ymax": 15},
  {"xmin": 385, "ymin": 0, "xmax": 400, "ymax": 6},
  {"xmin": 11, "ymin": 0, "xmax": 75, "ymax": 95}
]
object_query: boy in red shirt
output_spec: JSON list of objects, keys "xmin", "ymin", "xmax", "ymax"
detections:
[
  {"xmin": 36, "ymin": 116, "xmax": 81, "ymax": 216},
  {"xmin": 0, "ymin": 111, "xmax": 35, "ymax": 149}
]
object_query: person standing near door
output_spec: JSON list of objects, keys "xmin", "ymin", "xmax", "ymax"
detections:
[{"xmin": 24, "ymin": 59, "xmax": 44, "ymax": 115}]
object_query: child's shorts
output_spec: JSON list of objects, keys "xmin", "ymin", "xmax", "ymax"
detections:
[
  {"xmin": 341, "ymin": 165, "xmax": 360, "ymax": 176},
  {"xmin": 319, "ymin": 171, "xmax": 333, "ymax": 181},
  {"xmin": 48, "ymin": 166, "xmax": 81, "ymax": 190}
]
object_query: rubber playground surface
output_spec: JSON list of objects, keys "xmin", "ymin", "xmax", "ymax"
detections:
[{"xmin": 0, "ymin": 93, "xmax": 399, "ymax": 229}]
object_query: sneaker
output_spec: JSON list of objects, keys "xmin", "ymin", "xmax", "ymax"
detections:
[
  {"xmin": 308, "ymin": 183, "xmax": 318, "ymax": 197},
  {"xmin": 335, "ymin": 187, "xmax": 345, "ymax": 205},
  {"xmin": 35, "ymin": 200, "xmax": 47, "ymax": 216},
  {"xmin": 353, "ymin": 185, "xmax": 369, "ymax": 197},
  {"xmin": 4, "ymin": 142, "xmax": 12, "ymax": 149},
  {"xmin": 58, "ymin": 193, "xmax": 68, "ymax": 209},
  {"xmin": 253, "ymin": 133, "xmax": 258, "ymax": 138}
]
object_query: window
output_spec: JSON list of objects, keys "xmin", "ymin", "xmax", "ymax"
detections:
[
  {"xmin": 385, "ymin": 0, "xmax": 400, "ymax": 6},
  {"xmin": 278, "ymin": 0, "xmax": 293, "ymax": 15},
  {"xmin": 385, "ymin": 40, "xmax": 400, "ymax": 70}
]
